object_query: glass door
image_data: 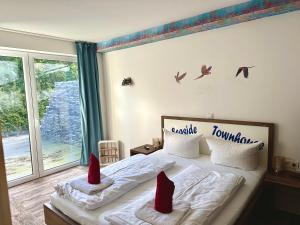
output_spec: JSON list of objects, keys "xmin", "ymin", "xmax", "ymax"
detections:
[
  {"xmin": 0, "ymin": 50, "xmax": 81, "ymax": 187},
  {"xmin": 0, "ymin": 50, "xmax": 39, "ymax": 186},
  {"xmin": 29, "ymin": 53, "xmax": 81, "ymax": 176}
]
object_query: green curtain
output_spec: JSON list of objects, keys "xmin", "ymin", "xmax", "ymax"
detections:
[{"xmin": 76, "ymin": 42, "xmax": 103, "ymax": 165}]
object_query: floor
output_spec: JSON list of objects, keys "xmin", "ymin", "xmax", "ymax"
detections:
[{"xmin": 8, "ymin": 166, "xmax": 87, "ymax": 225}]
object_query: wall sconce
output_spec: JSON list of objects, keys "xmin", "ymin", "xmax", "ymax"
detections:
[{"xmin": 122, "ymin": 77, "xmax": 133, "ymax": 86}]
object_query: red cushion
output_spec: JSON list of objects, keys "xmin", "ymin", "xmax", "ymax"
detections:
[
  {"xmin": 88, "ymin": 153, "xmax": 101, "ymax": 184},
  {"xmin": 154, "ymin": 171, "xmax": 175, "ymax": 213}
]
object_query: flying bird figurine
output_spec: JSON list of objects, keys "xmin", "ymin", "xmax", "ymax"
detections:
[
  {"xmin": 235, "ymin": 66, "xmax": 254, "ymax": 78},
  {"xmin": 194, "ymin": 65, "xmax": 212, "ymax": 80},
  {"xmin": 174, "ymin": 72, "xmax": 187, "ymax": 83}
]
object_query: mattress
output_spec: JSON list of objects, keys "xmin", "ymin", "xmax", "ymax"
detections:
[{"xmin": 50, "ymin": 150, "xmax": 266, "ymax": 225}]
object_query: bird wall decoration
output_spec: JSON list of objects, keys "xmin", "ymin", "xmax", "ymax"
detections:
[
  {"xmin": 194, "ymin": 65, "xmax": 212, "ymax": 80},
  {"xmin": 121, "ymin": 77, "xmax": 133, "ymax": 86},
  {"xmin": 174, "ymin": 72, "xmax": 187, "ymax": 83},
  {"xmin": 235, "ymin": 66, "xmax": 254, "ymax": 78},
  {"xmin": 173, "ymin": 64, "xmax": 255, "ymax": 85}
]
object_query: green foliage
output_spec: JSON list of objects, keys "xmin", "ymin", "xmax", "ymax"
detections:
[
  {"xmin": 0, "ymin": 56, "xmax": 78, "ymax": 135},
  {"xmin": 0, "ymin": 106, "xmax": 28, "ymax": 134},
  {"xmin": 0, "ymin": 56, "xmax": 27, "ymax": 135}
]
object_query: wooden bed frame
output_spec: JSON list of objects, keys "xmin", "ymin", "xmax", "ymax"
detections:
[{"xmin": 44, "ymin": 116, "xmax": 275, "ymax": 225}]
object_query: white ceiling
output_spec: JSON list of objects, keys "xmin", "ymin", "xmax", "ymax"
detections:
[{"xmin": 0, "ymin": 0, "xmax": 247, "ymax": 42}]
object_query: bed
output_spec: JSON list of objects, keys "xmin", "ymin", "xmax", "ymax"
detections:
[{"xmin": 44, "ymin": 116, "xmax": 274, "ymax": 225}]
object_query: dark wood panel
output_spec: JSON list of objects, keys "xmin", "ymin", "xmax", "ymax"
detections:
[
  {"xmin": 161, "ymin": 115, "xmax": 274, "ymax": 127},
  {"xmin": 44, "ymin": 203, "xmax": 79, "ymax": 225},
  {"xmin": 0, "ymin": 132, "xmax": 12, "ymax": 225},
  {"xmin": 274, "ymin": 185, "xmax": 300, "ymax": 215},
  {"xmin": 265, "ymin": 172, "xmax": 300, "ymax": 216},
  {"xmin": 249, "ymin": 180, "xmax": 300, "ymax": 225},
  {"xmin": 265, "ymin": 172, "xmax": 300, "ymax": 189},
  {"xmin": 130, "ymin": 144, "xmax": 158, "ymax": 156}
]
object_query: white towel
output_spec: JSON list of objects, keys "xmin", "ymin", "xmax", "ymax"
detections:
[
  {"xmin": 69, "ymin": 174, "xmax": 113, "ymax": 195},
  {"xmin": 135, "ymin": 200, "xmax": 191, "ymax": 225}
]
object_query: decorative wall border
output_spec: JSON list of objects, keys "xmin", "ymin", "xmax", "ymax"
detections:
[{"xmin": 97, "ymin": 0, "xmax": 300, "ymax": 52}]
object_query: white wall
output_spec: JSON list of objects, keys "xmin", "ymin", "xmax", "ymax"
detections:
[
  {"xmin": 0, "ymin": 30, "xmax": 76, "ymax": 55},
  {"xmin": 103, "ymin": 11, "xmax": 300, "ymax": 160},
  {"xmin": 97, "ymin": 54, "xmax": 109, "ymax": 140}
]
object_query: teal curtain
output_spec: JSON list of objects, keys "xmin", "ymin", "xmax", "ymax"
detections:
[{"xmin": 76, "ymin": 42, "xmax": 103, "ymax": 165}]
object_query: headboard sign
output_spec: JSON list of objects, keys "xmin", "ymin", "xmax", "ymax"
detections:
[{"xmin": 161, "ymin": 116, "xmax": 274, "ymax": 172}]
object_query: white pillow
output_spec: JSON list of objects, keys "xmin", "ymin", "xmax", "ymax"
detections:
[
  {"xmin": 163, "ymin": 129, "xmax": 203, "ymax": 158},
  {"xmin": 206, "ymin": 137, "xmax": 263, "ymax": 170}
]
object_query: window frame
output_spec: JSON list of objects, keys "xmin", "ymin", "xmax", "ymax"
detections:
[{"xmin": 0, "ymin": 49, "xmax": 40, "ymax": 187}]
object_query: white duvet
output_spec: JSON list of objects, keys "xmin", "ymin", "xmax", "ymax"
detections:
[
  {"xmin": 55, "ymin": 154, "xmax": 175, "ymax": 210},
  {"xmin": 105, "ymin": 165, "xmax": 245, "ymax": 225}
]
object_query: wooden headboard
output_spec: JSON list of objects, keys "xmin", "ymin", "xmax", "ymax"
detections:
[{"xmin": 161, "ymin": 115, "xmax": 275, "ymax": 173}]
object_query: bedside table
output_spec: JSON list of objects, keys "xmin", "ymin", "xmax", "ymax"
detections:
[
  {"xmin": 247, "ymin": 171, "xmax": 300, "ymax": 225},
  {"xmin": 264, "ymin": 171, "xmax": 300, "ymax": 216},
  {"xmin": 130, "ymin": 144, "xmax": 158, "ymax": 156}
]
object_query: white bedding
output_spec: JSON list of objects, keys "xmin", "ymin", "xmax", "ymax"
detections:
[
  {"xmin": 55, "ymin": 153, "xmax": 175, "ymax": 210},
  {"xmin": 51, "ymin": 150, "xmax": 266, "ymax": 225},
  {"xmin": 105, "ymin": 165, "xmax": 245, "ymax": 225}
]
